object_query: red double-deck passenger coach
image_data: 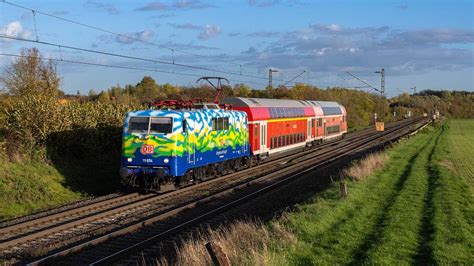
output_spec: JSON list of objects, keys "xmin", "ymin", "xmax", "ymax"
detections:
[{"xmin": 223, "ymin": 97, "xmax": 347, "ymax": 161}]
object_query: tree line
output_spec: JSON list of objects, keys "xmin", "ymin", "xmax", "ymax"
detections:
[{"xmin": 1, "ymin": 48, "xmax": 473, "ymax": 162}]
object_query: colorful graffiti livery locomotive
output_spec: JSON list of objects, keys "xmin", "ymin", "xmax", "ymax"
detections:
[{"xmin": 120, "ymin": 98, "xmax": 347, "ymax": 191}]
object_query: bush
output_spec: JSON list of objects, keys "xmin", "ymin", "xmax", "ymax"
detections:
[{"xmin": 1, "ymin": 95, "xmax": 140, "ymax": 161}]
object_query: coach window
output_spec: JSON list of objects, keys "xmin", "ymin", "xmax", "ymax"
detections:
[{"xmin": 318, "ymin": 118, "xmax": 322, "ymax": 127}]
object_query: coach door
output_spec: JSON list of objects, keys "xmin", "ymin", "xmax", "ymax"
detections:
[
  {"xmin": 260, "ymin": 122, "xmax": 267, "ymax": 153},
  {"xmin": 307, "ymin": 119, "xmax": 312, "ymax": 141},
  {"xmin": 253, "ymin": 123, "xmax": 260, "ymax": 152},
  {"xmin": 323, "ymin": 118, "xmax": 327, "ymax": 137},
  {"xmin": 311, "ymin": 118, "xmax": 316, "ymax": 138}
]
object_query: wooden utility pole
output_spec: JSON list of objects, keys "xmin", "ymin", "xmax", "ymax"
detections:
[
  {"xmin": 206, "ymin": 242, "xmax": 231, "ymax": 266},
  {"xmin": 339, "ymin": 181, "xmax": 348, "ymax": 198}
]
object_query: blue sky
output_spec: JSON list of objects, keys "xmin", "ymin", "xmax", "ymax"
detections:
[{"xmin": 1, "ymin": 0, "xmax": 473, "ymax": 97}]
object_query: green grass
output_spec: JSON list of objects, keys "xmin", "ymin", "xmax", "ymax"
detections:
[
  {"xmin": 0, "ymin": 154, "xmax": 82, "ymax": 221},
  {"xmin": 269, "ymin": 120, "xmax": 474, "ymax": 264}
]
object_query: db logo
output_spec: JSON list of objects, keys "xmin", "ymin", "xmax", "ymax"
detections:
[{"xmin": 140, "ymin": 144, "xmax": 154, "ymax": 155}]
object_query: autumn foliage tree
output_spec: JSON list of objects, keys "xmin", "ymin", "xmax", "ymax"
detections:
[
  {"xmin": 0, "ymin": 48, "xmax": 64, "ymax": 159},
  {"xmin": 2, "ymin": 48, "xmax": 60, "ymax": 97}
]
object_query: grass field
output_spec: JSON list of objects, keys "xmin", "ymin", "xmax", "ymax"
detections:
[
  {"xmin": 162, "ymin": 120, "xmax": 473, "ymax": 265},
  {"xmin": 268, "ymin": 120, "xmax": 473, "ymax": 264}
]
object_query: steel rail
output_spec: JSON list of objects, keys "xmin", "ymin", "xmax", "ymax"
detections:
[
  {"xmin": 0, "ymin": 118, "xmax": 417, "ymax": 258},
  {"xmin": 27, "ymin": 117, "xmax": 428, "ymax": 265}
]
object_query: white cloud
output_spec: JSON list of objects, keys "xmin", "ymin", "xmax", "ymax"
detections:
[
  {"xmin": 327, "ymin": 24, "xmax": 341, "ymax": 32},
  {"xmin": 198, "ymin": 25, "xmax": 221, "ymax": 40},
  {"xmin": 238, "ymin": 24, "xmax": 474, "ymax": 77},
  {"xmin": 0, "ymin": 21, "xmax": 32, "ymax": 40},
  {"xmin": 313, "ymin": 47, "xmax": 331, "ymax": 56},
  {"xmin": 115, "ymin": 30, "xmax": 154, "ymax": 44}
]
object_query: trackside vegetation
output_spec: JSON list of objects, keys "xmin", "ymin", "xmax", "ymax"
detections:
[
  {"xmin": 270, "ymin": 120, "xmax": 473, "ymax": 264},
  {"xmin": 0, "ymin": 48, "xmax": 472, "ymax": 221},
  {"xmin": 166, "ymin": 120, "xmax": 473, "ymax": 265}
]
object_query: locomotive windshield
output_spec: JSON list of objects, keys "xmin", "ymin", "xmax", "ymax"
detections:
[
  {"xmin": 128, "ymin": 117, "xmax": 172, "ymax": 134},
  {"xmin": 150, "ymin": 117, "xmax": 172, "ymax": 134},
  {"xmin": 129, "ymin": 117, "xmax": 149, "ymax": 133}
]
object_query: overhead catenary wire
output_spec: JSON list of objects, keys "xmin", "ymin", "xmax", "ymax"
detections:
[
  {"xmin": 0, "ymin": 0, "xmax": 329, "ymax": 88},
  {"xmin": 0, "ymin": 34, "xmax": 285, "ymax": 84},
  {"xmin": 281, "ymin": 70, "xmax": 306, "ymax": 87},
  {"xmin": 345, "ymin": 71, "xmax": 380, "ymax": 93},
  {"xmin": 1, "ymin": 0, "xmax": 244, "ymax": 69},
  {"xmin": 0, "ymin": 52, "xmax": 267, "ymax": 86}
]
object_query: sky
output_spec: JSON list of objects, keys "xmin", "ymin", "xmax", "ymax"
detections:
[{"xmin": 0, "ymin": 0, "xmax": 473, "ymax": 97}]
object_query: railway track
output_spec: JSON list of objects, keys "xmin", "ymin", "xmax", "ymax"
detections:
[
  {"xmin": 0, "ymin": 117, "xmax": 428, "ymax": 264},
  {"xmin": 76, "ymin": 117, "xmax": 432, "ymax": 265}
]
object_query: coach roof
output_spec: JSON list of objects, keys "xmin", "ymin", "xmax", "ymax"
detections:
[{"xmin": 224, "ymin": 97, "xmax": 311, "ymax": 108}]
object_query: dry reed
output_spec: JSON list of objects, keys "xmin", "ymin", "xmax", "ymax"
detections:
[
  {"xmin": 342, "ymin": 152, "xmax": 389, "ymax": 181},
  {"xmin": 155, "ymin": 218, "xmax": 295, "ymax": 266}
]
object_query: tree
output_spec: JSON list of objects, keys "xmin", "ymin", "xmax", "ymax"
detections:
[
  {"xmin": 1, "ymin": 48, "xmax": 61, "ymax": 97},
  {"xmin": 233, "ymin": 83, "xmax": 251, "ymax": 97},
  {"xmin": 97, "ymin": 91, "xmax": 111, "ymax": 103},
  {"xmin": 88, "ymin": 89, "xmax": 97, "ymax": 97}
]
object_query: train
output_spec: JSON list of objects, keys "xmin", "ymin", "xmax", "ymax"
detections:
[{"xmin": 119, "ymin": 97, "xmax": 347, "ymax": 191}]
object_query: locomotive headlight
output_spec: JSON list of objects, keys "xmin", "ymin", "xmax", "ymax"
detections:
[
  {"xmin": 127, "ymin": 158, "xmax": 132, "ymax": 163},
  {"xmin": 164, "ymin": 158, "xmax": 169, "ymax": 164}
]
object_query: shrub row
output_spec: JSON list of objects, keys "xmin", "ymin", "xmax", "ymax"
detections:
[{"xmin": 1, "ymin": 95, "xmax": 141, "ymax": 161}]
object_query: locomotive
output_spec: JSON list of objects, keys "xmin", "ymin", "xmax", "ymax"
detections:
[{"xmin": 119, "ymin": 98, "xmax": 347, "ymax": 191}]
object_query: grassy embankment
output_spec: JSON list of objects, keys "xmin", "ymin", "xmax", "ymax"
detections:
[
  {"xmin": 271, "ymin": 120, "xmax": 473, "ymax": 264},
  {"xmin": 169, "ymin": 120, "xmax": 473, "ymax": 265},
  {"xmin": 0, "ymin": 146, "xmax": 82, "ymax": 221},
  {"xmin": 0, "ymin": 140, "xmax": 120, "ymax": 221}
]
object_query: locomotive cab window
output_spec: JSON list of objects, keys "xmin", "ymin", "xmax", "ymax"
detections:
[
  {"xmin": 129, "ymin": 117, "xmax": 149, "ymax": 133},
  {"xmin": 212, "ymin": 117, "xmax": 230, "ymax": 131},
  {"xmin": 223, "ymin": 118, "xmax": 229, "ymax": 130},
  {"xmin": 150, "ymin": 117, "xmax": 172, "ymax": 134}
]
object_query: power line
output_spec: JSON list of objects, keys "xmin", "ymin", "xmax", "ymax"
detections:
[
  {"xmin": 0, "ymin": 52, "xmax": 267, "ymax": 86},
  {"xmin": 281, "ymin": 70, "xmax": 306, "ymax": 87},
  {"xmin": 0, "ymin": 0, "xmax": 308, "ymax": 86},
  {"xmin": 0, "ymin": 34, "xmax": 287, "ymax": 83},
  {"xmin": 345, "ymin": 71, "xmax": 380, "ymax": 93},
  {"xmin": 1, "ymin": 0, "xmax": 242, "ymax": 68}
]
